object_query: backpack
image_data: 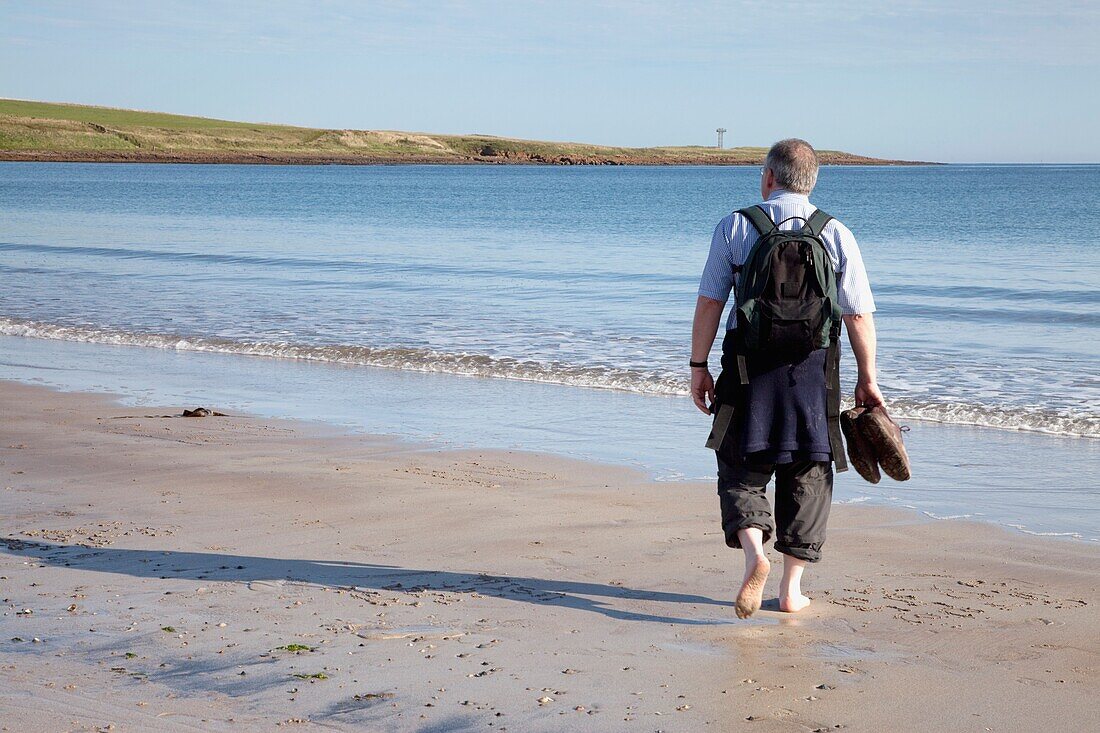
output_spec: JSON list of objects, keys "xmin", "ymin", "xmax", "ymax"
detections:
[
  {"xmin": 707, "ymin": 205, "xmax": 848, "ymax": 472},
  {"xmin": 733, "ymin": 205, "xmax": 842, "ymax": 360}
]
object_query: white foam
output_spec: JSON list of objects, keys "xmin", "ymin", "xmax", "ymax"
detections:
[
  {"xmin": 2, "ymin": 315, "xmax": 1097, "ymax": 439},
  {"xmin": 1006, "ymin": 524, "xmax": 1084, "ymax": 540},
  {"xmin": 922, "ymin": 511, "xmax": 975, "ymax": 520},
  {"xmin": 0, "ymin": 316, "xmax": 685, "ymax": 396}
]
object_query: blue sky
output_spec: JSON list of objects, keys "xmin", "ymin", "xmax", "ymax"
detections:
[{"xmin": 2, "ymin": 1, "xmax": 1097, "ymax": 162}]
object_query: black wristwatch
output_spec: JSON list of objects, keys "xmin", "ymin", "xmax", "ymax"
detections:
[{"xmin": 689, "ymin": 360, "xmax": 708, "ymax": 369}]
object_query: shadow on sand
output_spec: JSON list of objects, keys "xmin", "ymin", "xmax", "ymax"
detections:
[{"xmin": 2, "ymin": 537, "xmax": 733, "ymax": 625}]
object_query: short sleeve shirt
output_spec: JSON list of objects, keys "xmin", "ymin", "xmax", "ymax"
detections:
[{"xmin": 698, "ymin": 189, "xmax": 875, "ymax": 331}]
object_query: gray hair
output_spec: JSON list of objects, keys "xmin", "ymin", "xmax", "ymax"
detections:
[{"xmin": 764, "ymin": 138, "xmax": 819, "ymax": 194}]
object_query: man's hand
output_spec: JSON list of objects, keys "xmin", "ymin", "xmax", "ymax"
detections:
[
  {"xmin": 691, "ymin": 367, "xmax": 715, "ymax": 415},
  {"xmin": 691, "ymin": 296, "xmax": 726, "ymax": 415},
  {"xmin": 855, "ymin": 377, "xmax": 885, "ymax": 408}
]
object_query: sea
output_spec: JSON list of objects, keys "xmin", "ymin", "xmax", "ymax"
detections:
[{"xmin": 1, "ymin": 162, "xmax": 1097, "ymax": 540}]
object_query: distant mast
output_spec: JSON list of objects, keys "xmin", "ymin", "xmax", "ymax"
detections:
[{"xmin": 716, "ymin": 128, "xmax": 727, "ymax": 149}]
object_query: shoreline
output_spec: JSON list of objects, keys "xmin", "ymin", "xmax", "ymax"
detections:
[
  {"xmin": 1, "ymin": 314, "xmax": 1093, "ymax": 441},
  {"xmin": 2, "ymin": 332, "xmax": 1097, "ymax": 544},
  {"xmin": 1, "ymin": 379, "xmax": 1096, "ymax": 730},
  {"xmin": 0, "ymin": 150, "xmax": 936, "ymax": 166},
  {"xmin": 2, "ymin": 96, "xmax": 937, "ymax": 163},
  {"xmin": 0, "ymin": 100, "xmax": 935, "ymax": 167}
]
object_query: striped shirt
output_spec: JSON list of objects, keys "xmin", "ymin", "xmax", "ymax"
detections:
[{"xmin": 698, "ymin": 189, "xmax": 875, "ymax": 331}]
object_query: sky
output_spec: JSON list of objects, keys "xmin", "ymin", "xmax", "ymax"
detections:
[{"xmin": 2, "ymin": 1, "xmax": 1098, "ymax": 162}]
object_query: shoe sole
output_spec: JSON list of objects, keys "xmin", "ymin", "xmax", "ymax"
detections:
[
  {"xmin": 841, "ymin": 407, "xmax": 880, "ymax": 484},
  {"xmin": 859, "ymin": 410, "xmax": 911, "ymax": 481}
]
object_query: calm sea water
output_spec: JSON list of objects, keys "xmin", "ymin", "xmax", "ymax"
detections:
[
  {"xmin": 1, "ymin": 163, "xmax": 1097, "ymax": 436},
  {"xmin": 1, "ymin": 162, "xmax": 1098, "ymax": 539}
]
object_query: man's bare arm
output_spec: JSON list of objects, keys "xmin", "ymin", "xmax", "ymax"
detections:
[
  {"xmin": 690, "ymin": 295, "xmax": 725, "ymax": 414},
  {"xmin": 842, "ymin": 312, "xmax": 885, "ymax": 408}
]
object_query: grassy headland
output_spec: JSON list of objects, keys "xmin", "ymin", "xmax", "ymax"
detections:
[{"xmin": 0, "ymin": 99, "xmax": 927, "ymax": 165}]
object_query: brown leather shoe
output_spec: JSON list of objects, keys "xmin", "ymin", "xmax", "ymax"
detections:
[
  {"xmin": 841, "ymin": 407, "xmax": 880, "ymax": 484},
  {"xmin": 858, "ymin": 406, "xmax": 911, "ymax": 481}
]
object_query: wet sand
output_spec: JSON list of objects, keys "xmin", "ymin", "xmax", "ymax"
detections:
[{"xmin": 0, "ymin": 380, "xmax": 1096, "ymax": 731}]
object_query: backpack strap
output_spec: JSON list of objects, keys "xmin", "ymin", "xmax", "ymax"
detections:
[
  {"xmin": 802, "ymin": 208, "xmax": 833, "ymax": 237},
  {"xmin": 732, "ymin": 206, "xmax": 778, "ymax": 275},
  {"xmin": 707, "ymin": 330, "xmax": 750, "ymax": 452},
  {"xmin": 825, "ymin": 339, "xmax": 848, "ymax": 473},
  {"xmin": 736, "ymin": 206, "xmax": 777, "ymax": 237}
]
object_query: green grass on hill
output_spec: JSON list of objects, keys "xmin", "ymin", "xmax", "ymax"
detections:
[
  {"xmin": 0, "ymin": 99, "xmax": 317, "ymax": 154},
  {"xmin": 0, "ymin": 99, "xmax": 280, "ymax": 130},
  {"xmin": 0, "ymin": 99, "xmax": 910, "ymax": 165}
]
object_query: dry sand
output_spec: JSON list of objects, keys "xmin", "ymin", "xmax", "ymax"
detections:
[{"xmin": 0, "ymin": 380, "xmax": 1095, "ymax": 732}]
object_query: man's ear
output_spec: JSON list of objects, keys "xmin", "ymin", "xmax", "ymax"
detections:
[{"xmin": 761, "ymin": 168, "xmax": 776, "ymax": 197}]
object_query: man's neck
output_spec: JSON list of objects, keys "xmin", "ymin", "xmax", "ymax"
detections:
[{"xmin": 766, "ymin": 188, "xmax": 809, "ymax": 201}]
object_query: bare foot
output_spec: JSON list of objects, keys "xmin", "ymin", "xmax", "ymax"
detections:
[
  {"xmin": 735, "ymin": 555, "xmax": 771, "ymax": 619},
  {"xmin": 779, "ymin": 593, "xmax": 811, "ymax": 613}
]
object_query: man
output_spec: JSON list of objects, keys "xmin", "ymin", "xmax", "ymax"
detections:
[{"xmin": 690, "ymin": 138, "xmax": 883, "ymax": 618}]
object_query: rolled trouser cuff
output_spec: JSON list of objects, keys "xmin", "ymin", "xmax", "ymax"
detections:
[
  {"xmin": 773, "ymin": 461, "xmax": 832, "ymax": 563},
  {"xmin": 723, "ymin": 518, "xmax": 774, "ymax": 549},
  {"xmin": 773, "ymin": 539, "xmax": 823, "ymax": 563}
]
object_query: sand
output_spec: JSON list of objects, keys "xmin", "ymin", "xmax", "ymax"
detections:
[{"xmin": 0, "ymin": 380, "xmax": 1096, "ymax": 732}]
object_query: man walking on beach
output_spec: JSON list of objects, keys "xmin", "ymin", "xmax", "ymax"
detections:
[{"xmin": 690, "ymin": 139, "xmax": 882, "ymax": 618}]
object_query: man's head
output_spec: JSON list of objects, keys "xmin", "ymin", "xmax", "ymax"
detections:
[{"xmin": 760, "ymin": 138, "xmax": 819, "ymax": 198}]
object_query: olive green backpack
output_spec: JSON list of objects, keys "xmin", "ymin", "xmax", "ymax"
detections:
[{"xmin": 732, "ymin": 205, "xmax": 842, "ymax": 357}]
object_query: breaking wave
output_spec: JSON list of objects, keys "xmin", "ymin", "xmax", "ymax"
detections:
[
  {"xmin": 0, "ymin": 316, "xmax": 684, "ymax": 395},
  {"xmin": 2, "ymin": 316, "xmax": 1097, "ymax": 439}
]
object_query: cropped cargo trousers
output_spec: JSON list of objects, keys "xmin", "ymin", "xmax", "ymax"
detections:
[{"xmin": 715, "ymin": 443, "xmax": 834, "ymax": 563}]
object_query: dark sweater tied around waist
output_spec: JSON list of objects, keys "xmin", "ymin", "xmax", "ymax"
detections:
[{"xmin": 737, "ymin": 347, "xmax": 832, "ymax": 464}]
